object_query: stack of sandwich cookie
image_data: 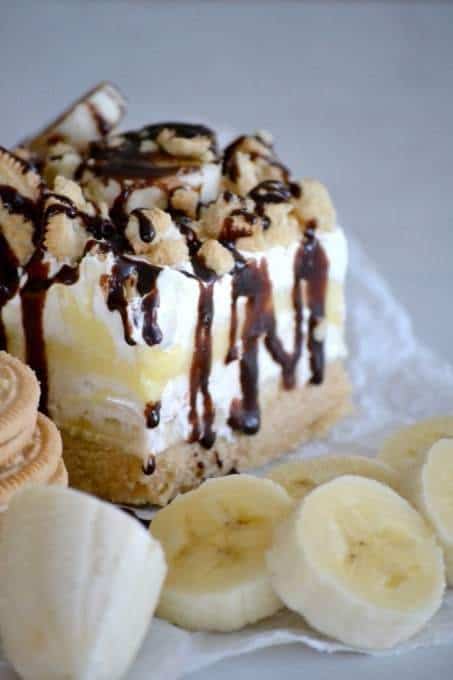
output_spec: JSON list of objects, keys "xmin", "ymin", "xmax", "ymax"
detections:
[{"xmin": 0, "ymin": 352, "xmax": 67, "ymax": 509}]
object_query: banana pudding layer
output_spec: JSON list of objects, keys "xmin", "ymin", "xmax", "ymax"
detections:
[{"xmin": 0, "ymin": 83, "xmax": 350, "ymax": 505}]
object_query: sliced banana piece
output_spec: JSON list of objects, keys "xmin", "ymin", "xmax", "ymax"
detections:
[
  {"xmin": 403, "ymin": 438, "xmax": 453, "ymax": 586},
  {"xmin": 0, "ymin": 486, "xmax": 166, "ymax": 680},
  {"xmin": 267, "ymin": 476, "xmax": 445, "ymax": 650},
  {"xmin": 150, "ymin": 475, "xmax": 293, "ymax": 632},
  {"xmin": 378, "ymin": 416, "xmax": 453, "ymax": 479},
  {"xmin": 27, "ymin": 82, "xmax": 126, "ymax": 155},
  {"xmin": 267, "ymin": 454, "xmax": 398, "ymax": 501}
]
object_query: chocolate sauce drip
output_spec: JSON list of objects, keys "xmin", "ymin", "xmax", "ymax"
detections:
[
  {"xmin": 0, "ymin": 185, "xmax": 37, "ymax": 225},
  {"xmin": 222, "ymin": 136, "xmax": 246, "ymax": 181},
  {"xmin": 45, "ymin": 193, "xmax": 123, "ymax": 250},
  {"xmin": 248, "ymin": 180, "xmax": 293, "ymax": 231},
  {"xmin": 131, "ymin": 208, "xmax": 155, "ymax": 243},
  {"xmin": 226, "ymin": 227, "xmax": 329, "ymax": 435},
  {"xmin": 220, "ymin": 208, "xmax": 258, "ymax": 241},
  {"xmin": 227, "ymin": 263, "xmax": 267, "ymax": 434},
  {"xmin": 0, "ymin": 182, "xmax": 39, "ymax": 351},
  {"xmin": 110, "ymin": 188, "xmax": 132, "ymax": 234},
  {"xmin": 173, "ymin": 214, "xmax": 202, "ymax": 257},
  {"xmin": 289, "ymin": 182, "xmax": 302, "ymax": 199},
  {"xmin": 188, "ymin": 282, "xmax": 216, "ymax": 448},
  {"xmin": 222, "ymin": 135, "xmax": 289, "ymax": 183},
  {"xmin": 248, "ymin": 180, "xmax": 292, "ymax": 205},
  {"xmin": 299, "ymin": 226, "xmax": 329, "ymax": 384},
  {"xmin": 142, "ymin": 454, "xmax": 156, "ymax": 476},
  {"xmin": 0, "ymin": 232, "xmax": 19, "ymax": 350},
  {"xmin": 20, "ymin": 253, "xmax": 80, "ymax": 412},
  {"xmin": 106, "ymin": 256, "xmax": 162, "ymax": 346},
  {"xmin": 86, "ymin": 101, "xmax": 111, "ymax": 137},
  {"xmin": 144, "ymin": 401, "xmax": 161, "ymax": 428}
]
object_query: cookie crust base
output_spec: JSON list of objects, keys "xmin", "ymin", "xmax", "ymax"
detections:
[{"xmin": 63, "ymin": 361, "xmax": 351, "ymax": 506}]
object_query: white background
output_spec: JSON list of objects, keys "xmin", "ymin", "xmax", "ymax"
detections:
[{"xmin": 1, "ymin": 1, "xmax": 452, "ymax": 678}]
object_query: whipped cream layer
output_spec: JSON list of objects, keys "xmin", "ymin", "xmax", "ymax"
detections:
[{"xmin": 2, "ymin": 225, "xmax": 347, "ymax": 462}]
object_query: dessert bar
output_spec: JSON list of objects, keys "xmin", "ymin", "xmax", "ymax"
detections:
[{"xmin": 0, "ymin": 83, "xmax": 350, "ymax": 505}]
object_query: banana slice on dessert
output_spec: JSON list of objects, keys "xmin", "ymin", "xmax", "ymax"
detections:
[
  {"xmin": 27, "ymin": 82, "xmax": 126, "ymax": 155},
  {"xmin": 378, "ymin": 416, "xmax": 453, "ymax": 478},
  {"xmin": 0, "ymin": 486, "xmax": 166, "ymax": 680},
  {"xmin": 150, "ymin": 475, "xmax": 293, "ymax": 632},
  {"xmin": 267, "ymin": 476, "xmax": 445, "ymax": 650},
  {"xmin": 401, "ymin": 438, "xmax": 453, "ymax": 585},
  {"xmin": 267, "ymin": 454, "xmax": 398, "ymax": 501}
]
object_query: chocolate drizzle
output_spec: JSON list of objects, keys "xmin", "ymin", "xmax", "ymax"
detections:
[
  {"xmin": 188, "ymin": 281, "xmax": 216, "ymax": 448},
  {"xmin": 142, "ymin": 454, "xmax": 156, "ymax": 476},
  {"xmin": 145, "ymin": 401, "xmax": 161, "ymax": 428},
  {"xmin": 20, "ymin": 253, "xmax": 80, "ymax": 412},
  {"xmin": 86, "ymin": 101, "xmax": 111, "ymax": 137},
  {"xmin": 131, "ymin": 208, "xmax": 155, "ymax": 243},
  {"xmin": 226, "ymin": 225, "xmax": 329, "ymax": 435},
  {"xmin": 0, "ymin": 232, "xmax": 19, "ymax": 350},
  {"xmin": 0, "ymin": 184, "xmax": 37, "ymax": 226},
  {"xmin": 106, "ymin": 255, "xmax": 162, "ymax": 346},
  {"xmin": 0, "ymin": 183, "xmax": 38, "ymax": 351},
  {"xmin": 222, "ymin": 135, "xmax": 289, "ymax": 184}
]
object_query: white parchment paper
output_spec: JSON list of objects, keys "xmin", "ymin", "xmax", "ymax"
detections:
[{"xmin": 2, "ymin": 234, "xmax": 452, "ymax": 679}]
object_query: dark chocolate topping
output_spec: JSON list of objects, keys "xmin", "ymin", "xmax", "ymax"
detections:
[
  {"xmin": 249, "ymin": 180, "xmax": 292, "ymax": 205},
  {"xmin": 131, "ymin": 208, "xmax": 155, "ymax": 243},
  {"xmin": 173, "ymin": 213, "xmax": 202, "ymax": 257},
  {"xmin": 106, "ymin": 255, "xmax": 162, "ymax": 347},
  {"xmin": 20, "ymin": 252, "xmax": 80, "ymax": 413},
  {"xmin": 142, "ymin": 455, "xmax": 156, "ymax": 476},
  {"xmin": 222, "ymin": 135, "xmax": 289, "ymax": 184},
  {"xmin": 188, "ymin": 281, "xmax": 216, "ymax": 448},
  {"xmin": 226, "ymin": 225, "xmax": 329, "ymax": 435},
  {"xmin": 145, "ymin": 401, "xmax": 161, "ymax": 428},
  {"xmin": 0, "ymin": 184, "xmax": 38, "ymax": 225},
  {"xmin": 86, "ymin": 101, "xmax": 112, "ymax": 138},
  {"xmin": 0, "ymin": 232, "xmax": 20, "ymax": 350}
]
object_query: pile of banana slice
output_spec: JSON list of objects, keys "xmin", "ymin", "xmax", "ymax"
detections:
[{"xmin": 0, "ymin": 416, "xmax": 452, "ymax": 679}]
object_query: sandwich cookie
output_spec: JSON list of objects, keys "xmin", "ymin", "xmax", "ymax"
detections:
[
  {"xmin": 0, "ymin": 352, "xmax": 40, "ymax": 465},
  {"xmin": 0, "ymin": 413, "xmax": 64, "ymax": 507}
]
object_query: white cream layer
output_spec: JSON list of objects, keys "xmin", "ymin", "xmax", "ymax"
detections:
[{"xmin": 2, "ymin": 226, "xmax": 347, "ymax": 460}]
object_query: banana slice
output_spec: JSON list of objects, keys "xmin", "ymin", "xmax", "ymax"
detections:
[
  {"xmin": 403, "ymin": 438, "xmax": 453, "ymax": 585},
  {"xmin": 378, "ymin": 416, "xmax": 453, "ymax": 478},
  {"xmin": 27, "ymin": 82, "xmax": 126, "ymax": 155},
  {"xmin": 267, "ymin": 454, "xmax": 398, "ymax": 501},
  {"xmin": 267, "ymin": 476, "xmax": 445, "ymax": 650},
  {"xmin": 0, "ymin": 486, "xmax": 166, "ymax": 680},
  {"xmin": 150, "ymin": 475, "xmax": 293, "ymax": 632}
]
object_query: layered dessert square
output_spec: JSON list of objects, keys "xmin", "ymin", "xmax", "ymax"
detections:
[{"xmin": 0, "ymin": 83, "xmax": 350, "ymax": 505}]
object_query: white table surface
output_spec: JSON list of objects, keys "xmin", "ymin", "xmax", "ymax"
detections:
[{"xmin": 1, "ymin": 1, "xmax": 452, "ymax": 678}]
